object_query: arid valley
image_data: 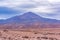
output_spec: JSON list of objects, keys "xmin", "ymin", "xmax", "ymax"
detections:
[{"xmin": 0, "ymin": 28, "xmax": 60, "ymax": 40}]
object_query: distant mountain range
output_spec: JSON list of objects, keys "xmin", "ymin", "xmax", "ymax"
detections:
[{"xmin": 0, "ymin": 12, "xmax": 60, "ymax": 29}]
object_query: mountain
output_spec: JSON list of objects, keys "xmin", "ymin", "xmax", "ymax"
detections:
[
  {"xmin": 0, "ymin": 12, "xmax": 60, "ymax": 29},
  {"xmin": 5, "ymin": 12, "xmax": 60, "ymax": 24},
  {"xmin": 6, "ymin": 12, "xmax": 42, "ymax": 23}
]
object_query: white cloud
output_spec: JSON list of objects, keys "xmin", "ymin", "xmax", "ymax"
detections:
[
  {"xmin": 29, "ymin": 6, "xmax": 54, "ymax": 13},
  {"xmin": 48, "ymin": 0, "xmax": 60, "ymax": 3},
  {"xmin": 0, "ymin": 0, "xmax": 60, "ymax": 20},
  {"xmin": 0, "ymin": 0, "xmax": 35, "ymax": 8}
]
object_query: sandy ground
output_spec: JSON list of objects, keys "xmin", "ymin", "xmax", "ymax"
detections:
[{"xmin": 0, "ymin": 28, "xmax": 60, "ymax": 40}]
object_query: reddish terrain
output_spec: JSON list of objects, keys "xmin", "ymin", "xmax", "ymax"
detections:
[{"xmin": 0, "ymin": 28, "xmax": 60, "ymax": 40}]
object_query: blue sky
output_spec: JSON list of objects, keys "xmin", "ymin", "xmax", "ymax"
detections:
[{"xmin": 0, "ymin": 0, "xmax": 60, "ymax": 20}]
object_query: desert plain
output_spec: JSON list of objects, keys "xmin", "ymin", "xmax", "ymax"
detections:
[{"xmin": 0, "ymin": 28, "xmax": 60, "ymax": 40}]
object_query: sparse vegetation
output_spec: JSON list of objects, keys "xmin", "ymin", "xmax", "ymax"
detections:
[
  {"xmin": 34, "ymin": 32, "xmax": 38, "ymax": 34},
  {"xmin": 0, "ymin": 29, "xmax": 59, "ymax": 40},
  {"xmin": 41, "ymin": 37, "xmax": 48, "ymax": 39},
  {"xmin": 22, "ymin": 36, "xmax": 29, "ymax": 39},
  {"xmin": 3, "ymin": 29, "xmax": 8, "ymax": 32}
]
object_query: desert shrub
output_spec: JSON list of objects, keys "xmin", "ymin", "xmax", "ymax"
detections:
[
  {"xmin": 37, "ymin": 37, "xmax": 41, "ymax": 39},
  {"xmin": 8, "ymin": 37, "xmax": 13, "ymax": 40},
  {"xmin": 36, "ymin": 37, "xmax": 41, "ymax": 40},
  {"xmin": 49, "ymin": 38, "xmax": 58, "ymax": 40},
  {"xmin": 3, "ymin": 29, "xmax": 8, "ymax": 32},
  {"xmin": 47, "ymin": 33, "xmax": 55, "ymax": 35},
  {"xmin": 22, "ymin": 36, "xmax": 29, "ymax": 39},
  {"xmin": 34, "ymin": 32, "xmax": 38, "ymax": 34},
  {"xmin": 41, "ymin": 37, "xmax": 48, "ymax": 39},
  {"xmin": 37, "ymin": 37, "xmax": 40, "ymax": 39}
]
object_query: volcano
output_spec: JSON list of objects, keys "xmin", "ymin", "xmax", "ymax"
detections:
[{"xmin": 0, "ymin": 12, "xmax": 60, "ymax": 29}]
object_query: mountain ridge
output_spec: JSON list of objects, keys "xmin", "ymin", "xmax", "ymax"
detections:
[
  {"xmin": 0, "ymin": 12, "xmax": 60, "ymax": 29},
  {"xmin": 5, "ymin": 12, "xmax": 60, "ymax": 23}
]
